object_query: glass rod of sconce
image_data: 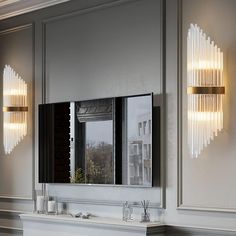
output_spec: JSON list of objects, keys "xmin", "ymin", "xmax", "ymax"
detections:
[
  {"xmin": 187, "ymin": 24, "xmax": 225, "ymax": 158},
  {"xmin": 2, "ymin": 65, "xmax": 28, "ymax": 155}
]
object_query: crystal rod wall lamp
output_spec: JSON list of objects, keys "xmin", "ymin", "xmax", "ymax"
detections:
[
  {"xmin": 2, "ymin": 65, "xmax": 28, "ymax": 155},
  {"xmin": 187, "ymin": 24, "xmax": 225, "ymax": 158}
]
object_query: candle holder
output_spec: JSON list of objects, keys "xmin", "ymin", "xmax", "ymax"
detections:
[
  {"xmin": 47, "ymin": 196, "xmax": 58, "ymax": 215},
  {"xmin": 35, "ymin": 190, "xmax": 47, "ymax": 214}
]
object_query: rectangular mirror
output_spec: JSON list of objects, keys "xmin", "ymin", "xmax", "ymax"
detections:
[{"xmin": 39, "ymin": 94, "xmax": 160, "ymax": 187}]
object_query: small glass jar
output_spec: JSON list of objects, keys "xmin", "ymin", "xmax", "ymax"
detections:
[
  {"xmin": 47, "ymin": 196, "xmax": 58, "ymax": 215},
  {"xmin": 35, "ymin": 190, "xmax": 47, "ymax": 214},
  {"xmin": 141, "ymin": 212, "xmax": 150, "ymax": 223},
  {"xmin": 58, "ymin": 202, "xmax": 68, "ymax": 215}
]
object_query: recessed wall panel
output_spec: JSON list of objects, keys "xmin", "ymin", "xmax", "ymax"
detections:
[
  {"xmin": 181, "ymin": 0, "xmax": 236, "ymax": 210},
  {"xmin": 0, "ymin": 25, "xmax": 34, "ymax": 199},
  {"xmin": 45, "ymin": 0, "xmax": 161, "ymax": 102},
  {"xmin": 44, "ymin": 0, "xmax": 162, "ymax": 206}
]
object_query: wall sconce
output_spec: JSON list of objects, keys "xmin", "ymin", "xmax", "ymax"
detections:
[
  {"xmin": 3, "ymin": 65, "xmax": 28, "ymax": 154},
  {"xmin": 187, "ymin": 24, "xmax": 224, "ymax": 158}
]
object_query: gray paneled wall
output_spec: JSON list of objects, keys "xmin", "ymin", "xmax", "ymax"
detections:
[
  {"xmin": 44, "ymin": 0, "xmax": 162, "ymax": 103},
  {"xmin": 180, "ymin": 0, "xmax": 236, "ymax": 211},
  {"xmin": 44, "ymin": 0, "xmax": 163, "ymax": 219},
  {"xmin": 1, "ymin": 0, "xmax": 236, "ymax": 235},
  {"xmin": 0, "ymin": 0, "xmax": 163, "ymax": 234},
  {"xmin": 0, "ymin": 24, "xmax": 34, "ymax": 199},
  {"xmin": 165, "ymin": 0, "xmax": 236, "ymax": 232},
  {"xmin": 0, "ymin": 24, "xmax": 34, "ymax": 234}
]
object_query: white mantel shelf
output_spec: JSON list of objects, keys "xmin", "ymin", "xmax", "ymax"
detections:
[{"xmin": 20, "ymin": 214, "xmax": 165, "ymax": 236}]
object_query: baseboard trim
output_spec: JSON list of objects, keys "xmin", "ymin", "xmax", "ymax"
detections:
[
  {"xmin": 177, "ymin": 204, "xmax": 236, "ymax": 213},
  {"xmin": 166, "ymin": 225, "xmax": 236, "ymax": 236},
  {"xmin": 0, "ymin": 197, "xmax": 33, "ymax": 203},
  {"xmin": 0, "ymin": 226, "xmax": 22, "ymax": 234},
  {"xmin": 0, "ymin": 209, "xmax": 31, "ymax": 218}
]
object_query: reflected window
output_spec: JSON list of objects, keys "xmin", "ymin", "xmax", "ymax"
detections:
[
  {"xmin": 143, "ymin": 121, "xmax": 147, "ymax": 135},
  {"xmin": 138, "ymin": 122, "xmax": 142, "ymax": 136},
  {"xmin": 148, "ymin": 120, "xmax": 151, "ymax": 134},
  {"xmin": 85, "ymin": 120, "xmax": 114, "ymax": 184},
  {"xmin": 126, "ymin": 95, "xmax": 152, "ymax": 186}
]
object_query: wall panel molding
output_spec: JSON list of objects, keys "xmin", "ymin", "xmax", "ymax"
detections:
[
  {"xmin": 0, "ymin": 209, "xmax": 30, "ymax": 218},
  {"xmin": 176, "ymin": 0, "xmax": 236, "ymax": 213},
  {"xmin": 0, "ymin": 197, "xmax": 33, "ymax": 203},
  {"xmin": 0, "ymin": 0, "xmax": 20, "ymax": 8},
  {"xmin": 0, "ymin": 209, "xmax": 31, "ymax": 234},
  {"xmin": 42, "ymin": 0, "xmax": 140, "ymax": 24},
  {"xmin": 166, "ymin": 225, "xmax": 236, "ymax": 236},
  {"xmin": 176, "ymin": 0, "xmax": 183, "ymax": 211},
  {"xmin": 0, "ymin": 24, "xmax": 32, "ymax": 36},
  {"xmin": 0, "ymin": 196, "xmax": 33, "ymax": 201},
  {"xmin": 0, "ymin": 226, "xmax": 22, "ymax": 235},
  {"xmin": 160, "ymin": 0, "xmax": 166, "ymax": 210},
  {"xmin": 0, "ymin": 23, "xmax": 35, "ymax": 201},
  {"xmin": 41, "ymin": 0, "xmax": 165, "ymax": 209},
  {"xmin": 41, "ymin": 0, "xmax": 143, "ymax": 105},
  {"xmin": 0, "ymin": 0, "xmax": 70, "ymax": 21}
]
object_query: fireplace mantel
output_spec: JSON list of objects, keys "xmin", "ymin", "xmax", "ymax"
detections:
[{"xmin": 20, "ymin": 213, "xmax": 164, "ymax": 236}]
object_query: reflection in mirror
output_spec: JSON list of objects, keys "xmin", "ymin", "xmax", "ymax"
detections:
[
  {"xmin": 85, "ymin": 120, "xmax": 113, "ymax": 184},
  {"xmin": 126, "ymin": 96, "xmax": 152, "ymax": 187},
  {"xmin": 69, "ymin": 99, "xmax": 114, "ymax": 184},
  {"xmin": 39, "ymin": 94, "xmax": 159, "ymax": 186}
]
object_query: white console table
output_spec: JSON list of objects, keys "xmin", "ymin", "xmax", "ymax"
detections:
[{"xmin": 20, "ymin": 214, "xmax": 165, "ymax": 236}]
